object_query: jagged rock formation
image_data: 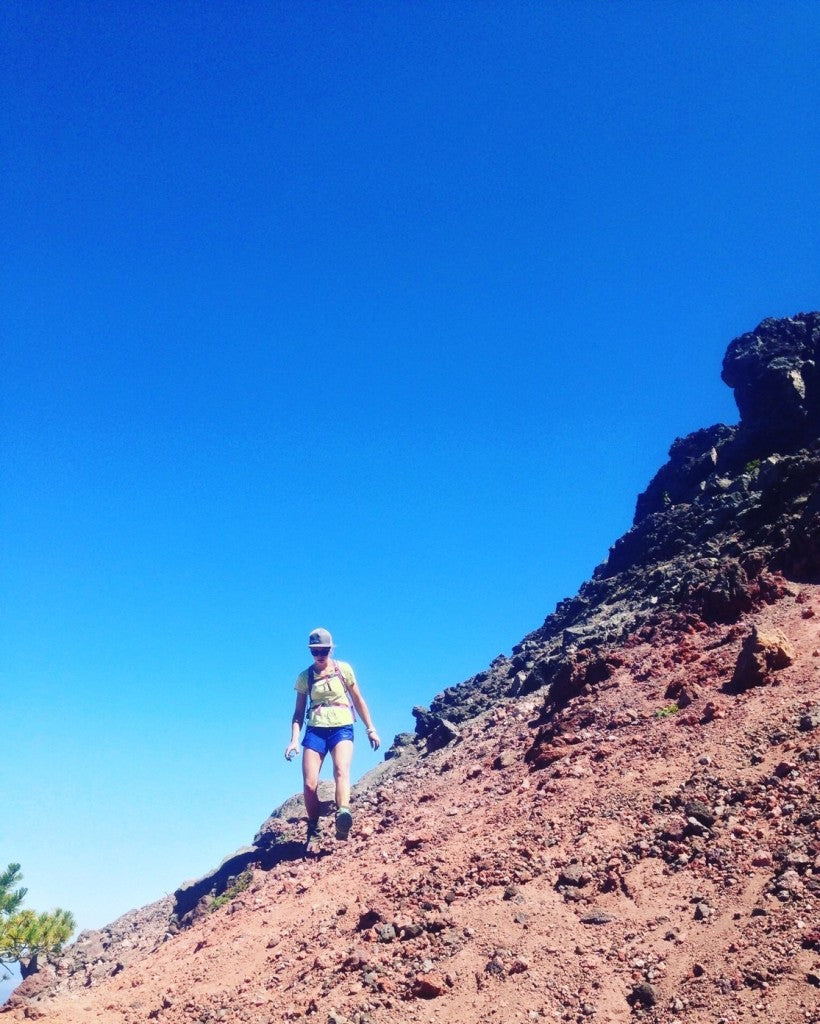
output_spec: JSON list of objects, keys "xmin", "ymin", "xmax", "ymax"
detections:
[
  {"xmin": 5, "ymin": 313, "xmax": 818, "ymax": 1024},
  {"xmin": 421, "ymin": 313, "xmax": 819, "ymax": 729},
  {"xmin": 721, "ymin": 314, "xmax": 819, "ymax": 448}
]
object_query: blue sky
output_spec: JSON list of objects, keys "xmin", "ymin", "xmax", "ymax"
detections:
[{"xmin": 2, "ymin": 0, "xmax": 818, "ymax": 986}]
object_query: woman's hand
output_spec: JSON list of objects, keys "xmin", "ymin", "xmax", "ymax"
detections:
[
  {"xmin": 284, "ymin": 742, "xmax": 299, "ymax": 761},
  {"xmin": 366, "ymin": 728, "xmax": 380, "ymax": 751}
]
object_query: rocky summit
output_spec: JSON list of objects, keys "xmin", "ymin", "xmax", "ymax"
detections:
[{"xmin": 5, "ymin": 313, "xmax": 819, "ymax": 1024}]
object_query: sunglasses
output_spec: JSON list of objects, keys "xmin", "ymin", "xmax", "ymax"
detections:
[{"xmin": 310, "ymin": 648, "xmax": 331, "ymax": 658}]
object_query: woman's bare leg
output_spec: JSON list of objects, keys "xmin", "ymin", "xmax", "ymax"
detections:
[
  {"xmin": 302, "ymin": 747, "xmax": 323, "ymax": 821},
  {"xmin": 330, "ymin": 739, "xmax": 353, "ymax": 810}
]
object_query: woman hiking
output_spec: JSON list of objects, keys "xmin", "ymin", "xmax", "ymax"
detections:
[{"xmin": 284, "ymin": 627, "xmax": 380, "ymax": 843}]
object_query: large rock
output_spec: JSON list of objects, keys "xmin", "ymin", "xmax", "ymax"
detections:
[
  {"xmin": 728, "ymin": 625, "xmax": 796, "ymax": 691},
  {"xmin": 722, "ymin": 312, "xmax": 820, "ymax": 446},
  {"xmin": 411, "ymin": 706, "xmax": 462, "ymax": 751}
]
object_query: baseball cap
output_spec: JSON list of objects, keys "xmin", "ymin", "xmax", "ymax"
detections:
[{"xmin": 308, "ymin": 627, "xmax": 333, "ymax": 648}]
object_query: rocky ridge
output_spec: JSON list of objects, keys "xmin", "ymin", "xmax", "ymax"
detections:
[
  {"xmin": 424, "ymin": 312, "xmax": 819, "ymax": 729},
  {"xmin": 4, "ymin": 313, "xmax": 818, "ymax": 1024}
]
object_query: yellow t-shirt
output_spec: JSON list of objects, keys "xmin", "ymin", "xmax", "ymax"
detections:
[{"xmin": 295, "ymin": 660, "xmax": 356, "ymax": 728}]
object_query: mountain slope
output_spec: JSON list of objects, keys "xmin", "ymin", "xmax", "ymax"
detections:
[{"xmin": 5, "ymin": 313, "xmax": 818, "ymax": 1024}]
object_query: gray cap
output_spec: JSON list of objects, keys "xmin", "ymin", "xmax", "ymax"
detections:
[{"xmin": 308, "ymin": 627, "xmax": 333, "ymax": 648}]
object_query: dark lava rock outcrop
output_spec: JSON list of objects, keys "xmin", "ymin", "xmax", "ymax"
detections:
[
  {"xmin": 722, "ymin": 313, "xmax": 819, "ymax": 447},
  {"xmin": 421, "ymin": 313, "xmax": 819, "ymax": 728}
]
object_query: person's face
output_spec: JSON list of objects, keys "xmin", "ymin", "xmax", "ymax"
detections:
[{"xmin": 311, "ymin": 647, "xmax": 330, "ymax": 665}]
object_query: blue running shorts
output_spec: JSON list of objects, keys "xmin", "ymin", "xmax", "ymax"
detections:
[{"xmin": 303, "ymin": 724, "xmax": 355, "ymax": 756}]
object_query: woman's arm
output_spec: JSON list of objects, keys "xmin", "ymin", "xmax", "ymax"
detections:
[
  {"xmin": 285, "ymin": 691, "xmax": 307, "ymax": 759},
  {"xmin": 347, "ymin": 680, "xmax": 380, "ymax": 750}
]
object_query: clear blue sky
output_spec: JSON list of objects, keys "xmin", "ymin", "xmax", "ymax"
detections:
[{"xmin": 2, "ymin": 0, "xmax": 818, "ymax": 973}]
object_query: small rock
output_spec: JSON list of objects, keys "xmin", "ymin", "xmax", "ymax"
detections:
[
  {"xmin": 493, "ymin": 751, "xmax": 517, "ymax": 770},
  {"xmin": 628, "ymin": 982, "xmax": 658, "ymax": 1008},
  {"xmin": 412, "ymin": 971, "xmax": 446, "ymax": 999},
  {"xmin": 557, "ymin": 865, "xmax": 591, "ymax": 888},
  {"xmin": 507, "ymin": 958, "xmax": 529, "ymax": 975},
  {"xmin": 798, "ymin": 708, "xmax": 820, "ymax": 731},
  {"xmin": 793, "ymin": 858, "xmax": 813, "ymax": 880},
  {"xmin": 684, "ymin": 801, "xmax": 716, "ymax": 827},
  {"xmin": 775, "ymin": 869, "xmax": 803, "ymax": 894},
  {"xmin": 701, "ymin": 702, "xmax": 725, "ymax": 723},
  {"xmin": 403, "ymin": 833, "xmax": 431, "ymax": 852},
  {"xmin": 356, "ymin": 908, "xmax": 384, "ymax": 930},
  {"xmin": 581, "ymin": 911, "xmax": 615, "ymax": 925}
]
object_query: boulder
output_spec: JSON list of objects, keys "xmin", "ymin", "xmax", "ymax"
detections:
[
  {"xmin": 721, "ymin": 312, "xmax": 820, "ymax": 446},
  {"xmin": 384, "ymin": 731, "xmax": 418, "ymax": 759},
  {"xmin": 728, "ymin": 625, "xmax": 796, "ymax": 691},
  {"xmin": 412, "ymin": 706, "xmax": 462, "ymax": 751}
]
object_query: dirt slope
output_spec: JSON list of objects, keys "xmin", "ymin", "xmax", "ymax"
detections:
[{"xmin": 6, "ymin": 586, "xmax": 818, "ymax": 1024}]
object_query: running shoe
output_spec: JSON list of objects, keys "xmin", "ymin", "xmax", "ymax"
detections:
[{"xmin": 335, "ymin": 807, "xmax": 353, "ymax": 840}]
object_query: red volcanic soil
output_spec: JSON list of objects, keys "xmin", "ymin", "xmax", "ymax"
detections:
[{"xmin": 5, "ymin": 586, "xmax": 819, "ymax": 1024}]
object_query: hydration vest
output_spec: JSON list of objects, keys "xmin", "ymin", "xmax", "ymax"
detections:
[{"xmin": 306, "ymin": 660, "xmax": 357, "ymax": 723}]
